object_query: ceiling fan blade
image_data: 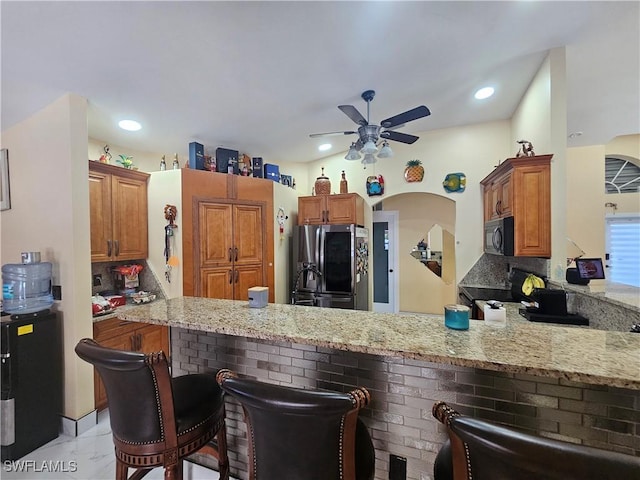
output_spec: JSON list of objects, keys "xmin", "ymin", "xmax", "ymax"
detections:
[
  {"xmin": 380, "ymin": 130, "xmax": 420, "ymax": 144},
  {"xmin": 309, "ymin": 131, "xmax": 357, "ymax": 138},
  {"xmin": 338, "ymin": 105, "xmax": 368, "ymax": 126},
  {"xmin": 380, "ymin": 105, "xmax": 431, "ymax": 129}
]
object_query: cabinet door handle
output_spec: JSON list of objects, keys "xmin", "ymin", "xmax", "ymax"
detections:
[
  {"xmin": 107, "ymin": 240, "xmax": 112, "ymax": 257},
  {"xmin": 228, "ymin": 248, "xmax": 233, "ymax": 262},
  {"xmin": 114, "ymin": 240, "xmax": 120, "ymax": 257},
  {"xmin": 228, "ymin": 270, "xmax": 233, "ymax": 284},
  {"xmin": 495, "ymin": 200, "xmax": 502, "ymax": 215},
  {"xmin": 130, "ymin": 334, "xmax": 136, "ymax": 350},
  {"xmin": 234, "ymin": 247, "xmax": 238, "ymax": 262}
]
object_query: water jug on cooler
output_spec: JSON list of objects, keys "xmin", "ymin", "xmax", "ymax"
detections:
[{"xmin": 2, "ymin": 252, "xmax": 54, "ymax": 315}]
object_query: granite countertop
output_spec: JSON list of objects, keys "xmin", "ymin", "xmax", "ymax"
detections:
[{"xmin": 118, "ymin": 297, "xmax": 640, "ymax": 390}]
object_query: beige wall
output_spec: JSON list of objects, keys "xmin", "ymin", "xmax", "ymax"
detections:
[
  {"xmin": 511, "ymin": 48, "xmax": 568, "ymax": 280},
  {"xmin": 147, "ymin": 170, "xmax": 184, "ymax": 298},
  {"xmin": 272, "ymin": 183, "xmax": 300, "ymax": 304},
  {"xmin": 380, "ymin": 193, "xmax": 456, "ymax": 314},
  {"xmin": 1, "ymin": 94, "xmax": 94, "ymax": 419},
  {"xmin": 567, "ymin": 135, "xmax": 640, "ymax": 284},
  {"xmin": 295, "ymin": 120, "xmax": 512, "ymax": 286}
]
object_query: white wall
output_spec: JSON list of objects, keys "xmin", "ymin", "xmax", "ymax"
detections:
[{"xmin": 1, "ymin": 94, "xmax": 94, "ymax": 419}]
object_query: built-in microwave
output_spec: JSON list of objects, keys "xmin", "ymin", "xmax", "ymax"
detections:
[{"xmin": 484, "ymin": 217, "xmax": 514, "ymax": 256}]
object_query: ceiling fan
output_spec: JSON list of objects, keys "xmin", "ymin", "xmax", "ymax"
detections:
[{"xmin": 310, "ymin": 90, "xmax": 431, "ymax": 163}]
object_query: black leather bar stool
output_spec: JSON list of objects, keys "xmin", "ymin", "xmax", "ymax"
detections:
[
  {"xmin": 432, "ymin": 401, "xmax": 640, "ymax": 480},
  {"xmin": 75, "ymin": 338, "xmax": 229, "ymax": 480},
  {"xmin": 216, "ymin": 369, "xmax": 375, "ymax": 480}
]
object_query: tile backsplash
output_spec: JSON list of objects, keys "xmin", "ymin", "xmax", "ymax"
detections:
[{"xmin": 91, "ymin": 260, "xmax": 164, "ymax": 298}]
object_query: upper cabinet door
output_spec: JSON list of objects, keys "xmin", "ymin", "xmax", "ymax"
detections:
[
  {"xmin": 89, "ymin": 170, "xmax": 113, "ymax": 262},
  {"xmin": 111, "ymin": 175, "xmax": 148, "ymax": 261},
  {"xmin": 89, "ymin": 161, "xmax": 149, "ymax": 263},
  {"xmin": 298, "ymin": 196, "xmax": 325, "ymax": 225},
  {"xmin": 326, "ymin": 194, "xmax": 364, "ymax": 225},
  {"xmin": 198, "ymin": 203, "xmax": 234, "ymax": 267},
  {"xmin": 234, "ymin": 204, "xmax": 264, "ymax": 265}
]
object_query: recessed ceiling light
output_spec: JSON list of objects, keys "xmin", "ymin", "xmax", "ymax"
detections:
[
  {"xmin": 318, "ymin": 143, "xmax": 332, "ymax": 152},
  {"xmin": 474, "ymin": 87, "xmax": 494, "ymax": 100},
  {"xmin": 118, "ymin": 119, "xmax": 142, "ymax": 131}
]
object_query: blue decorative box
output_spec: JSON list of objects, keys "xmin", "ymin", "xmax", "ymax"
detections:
[
  {"xmin": 264, "ymin": 163, "xmax": 280, "ymax": 182},
  {"xmin": 188, "ymin": 142, "xmax": 205, "ymax": 170}
]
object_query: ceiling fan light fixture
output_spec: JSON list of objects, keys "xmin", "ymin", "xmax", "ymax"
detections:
[
  {"xmin": 377, "ymin": 141, "xmax": 393, "ymax": 158},
  {"xmin": 361, "ymin": 153, "xmax": 377, "ymax": 165},
  {"xmin": 362, "ymin": 139, "xmax": 377, "ymax": 155},
  {"xmin": 345, "ymin": 143, "xmax": 362, "ymax": 160}
]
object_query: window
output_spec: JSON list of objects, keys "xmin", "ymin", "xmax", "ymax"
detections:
[
  {"xmin": 605, "ymin": 157, "xmax": 640, "ymax": 194},
  {"xmin": 606, "ymin": 215, "xmax": 640, "ymax": 287}
]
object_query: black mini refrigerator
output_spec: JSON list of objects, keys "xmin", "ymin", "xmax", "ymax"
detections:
[{"xmin": 1, "ymin": 310, "xmax": 62, "ymax": 460}]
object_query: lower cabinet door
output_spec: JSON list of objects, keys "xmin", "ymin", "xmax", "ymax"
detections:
[
  {"xmin": 234, "ymin": 264, "xmax": 264, "ymax": 300},
  {"xmin": 201, "ymin": 267, "xmax": 235, "ymax": 299},
  {"xmin": 137, "ymin": 324, "xmax": 169, "ymax": 355}
]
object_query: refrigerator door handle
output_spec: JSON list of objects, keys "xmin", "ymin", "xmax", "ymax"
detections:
[{"xmin": 318, "ymin": 226, "xmax": 325, "ymax": 292}]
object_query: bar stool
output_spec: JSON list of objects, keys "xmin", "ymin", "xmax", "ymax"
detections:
[
  {"xmin": 216, "ymin": 369, "xmax": 375, "ymax": 480},
  {"xmin": 432, "ymin": 401, "xmax": 640, "ymax": 480},
  {"xmin": 75, "ymin": 338, "xmax": 229, "ymax": 480}
]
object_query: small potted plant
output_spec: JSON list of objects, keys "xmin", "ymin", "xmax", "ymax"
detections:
[
  {"xmin": 404, "ymin": 159, "xmax": 424, "ymax": 182},
  {"xmin": 117, "ymin": 154, "xmax": 134, "ymax": 169}
]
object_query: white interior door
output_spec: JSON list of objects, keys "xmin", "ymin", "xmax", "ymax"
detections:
[{"xmin": 372, "ymin": 210, "xmax": 399, "ymax": 313}]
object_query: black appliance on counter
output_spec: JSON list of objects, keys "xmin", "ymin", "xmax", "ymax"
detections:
[
  {"xmin": 291, "ymin": 224, "xmax": 369, "ymax": 310},
  {"xmin": 459, "ymin": 268, "xmax": 589, "ymax": 326},
  {"xmin": 1, "ymin": 310, "xmax": 62, "ymax": 460}
]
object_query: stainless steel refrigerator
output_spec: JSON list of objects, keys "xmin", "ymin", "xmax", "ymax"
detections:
[{"xmin": 291, "ymin": 224, "xmax": 369, "ymax": 310}]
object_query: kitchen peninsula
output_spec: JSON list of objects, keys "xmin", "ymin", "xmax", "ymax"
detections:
[{"xmin": 118, "ymin": 298, "xmax": 640, "ymax": 478}]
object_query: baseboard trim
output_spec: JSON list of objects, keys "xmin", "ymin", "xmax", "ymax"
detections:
[{"xmin": 60, "ymin": 410, "xmax": 98, "ymax": 437}]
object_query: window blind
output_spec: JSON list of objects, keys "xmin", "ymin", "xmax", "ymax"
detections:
[{"xmin": 606, "ymin": 216, "xmax": 640, "ymax": 287}]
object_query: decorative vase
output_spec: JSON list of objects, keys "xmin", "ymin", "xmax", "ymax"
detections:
[
  {"xmin": 314, "ymin": 167, "xmax": 331, "ymax": 195},
  {"xmin": 340, "ymin": 170, "xmax": 348, "ymax": 194},
  {"xmin": 404, "ymin": 160, "xmax": 424, "ymax": 182}
]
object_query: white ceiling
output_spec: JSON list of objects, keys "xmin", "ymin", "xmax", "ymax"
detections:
[{"xmin": 2, "ymin": 1, "xmax": 639, "ymax": 164}]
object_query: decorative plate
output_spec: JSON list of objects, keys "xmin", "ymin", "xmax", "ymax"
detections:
[{"xmin": 442, "ymin": 172, "xmax": 466, "ymax": 193}]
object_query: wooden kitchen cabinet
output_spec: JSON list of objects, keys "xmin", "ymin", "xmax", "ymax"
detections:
[
  {"xmin": 196, "ymin": 201, "xmax": 266, "ymax": 300},
  {"xmin": 297, "ymin": 193, "xmax": 365, "ymax": 225},
  {"xmin": 484, "ymin": 173, "xmax": 511, "ymax": 220},
  {"xmin": 480, "ymin": 155, "xmax": 552, "ymax": 257},
  {"xmin": 92, "ymin": 317, "xmax": 169, "ymax": 411},
  {"xmin": 180, "ymin": 170, "xmax": 275, "ymax": 302},
  {"xmin": 89, "ymin": 161, "xmax": 149, "ymax": 263}
]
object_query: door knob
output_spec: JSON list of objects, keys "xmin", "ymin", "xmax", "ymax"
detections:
[{"xmin": 389, "ymin": 269, "xmax": 394, "ymax": 273}]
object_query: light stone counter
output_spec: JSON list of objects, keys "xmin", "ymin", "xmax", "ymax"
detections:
[{"xmin": 118, "ymin": 296, "xmax": 640, "ymax": 390}]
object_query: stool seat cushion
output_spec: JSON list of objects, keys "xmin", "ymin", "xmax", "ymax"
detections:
[{"xmin": 172, "ymin": 373, "xmax": 225, "ymax": 435}]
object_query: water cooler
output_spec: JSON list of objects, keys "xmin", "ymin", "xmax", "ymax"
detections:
[{"xmin": 1, "ymin": 252, "xmax": 61, "ymax": 460}]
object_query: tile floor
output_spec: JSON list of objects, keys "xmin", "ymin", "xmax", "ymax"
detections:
[{"xmin": 1, "ymin": 410, "xmax": 224, "ymax": 480}]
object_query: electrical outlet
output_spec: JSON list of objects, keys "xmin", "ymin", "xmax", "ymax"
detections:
[
  {"xmin": 52, "ymin": 285, "xmax": 62, "ymax": 301},
  {"xmin": 93, "ymin": 274, "xmax": 102, "ymax": 287},
  {"xmin": 389, "ymin": 454, "xmax": 407, "ymax": 480}
]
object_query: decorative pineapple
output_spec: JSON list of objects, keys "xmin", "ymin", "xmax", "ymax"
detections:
[{"xmin": 404, "ymin": 159, "xmax": 424, "ymax": 182}]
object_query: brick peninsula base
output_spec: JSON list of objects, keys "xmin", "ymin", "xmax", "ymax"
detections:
[{"xmin": 118, "ymin": 298, "xmax": 640, "ymax": 480}]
